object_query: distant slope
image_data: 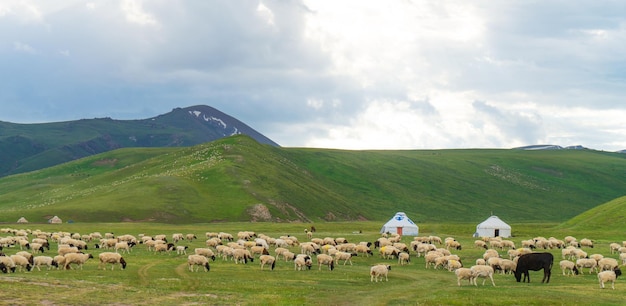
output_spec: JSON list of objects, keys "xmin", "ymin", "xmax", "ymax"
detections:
[
  {"xmin": 0, "ymin": 135, "xmax": 624, "ymax": 224},
  {"xmin": 0, "ymin": 105, "xmax": 278, "ymax": 177},
  {"xmin": 558, "ymin": 196, "xmax": 626, "ymax": 231}
]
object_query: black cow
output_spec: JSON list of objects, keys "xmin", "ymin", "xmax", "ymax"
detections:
[{"xmin": 514, "ymin": 252, "xmax": 553, "ymax": 283}]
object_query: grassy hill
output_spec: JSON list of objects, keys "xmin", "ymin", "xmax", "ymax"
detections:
[
  {"xmin": 0, "ymin": 105, "xmax": 278, "ymax": 177},
  {"xmin": 558, "ymin": 195, "xmax": 626, "ymax": 230},
  {"xmin": 0, "ymin": 135, "xmax": 624, "ymax": 224}
]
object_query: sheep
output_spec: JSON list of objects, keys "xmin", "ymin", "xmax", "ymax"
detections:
[
  {"xmin": 282, "ymin": 251, "xmax": 296, "ymax": 261},
  {"xmin": 334, "ymin": 251, "xmax": 356, "ymax": 266},
  {"xmin": 294, "ymin": 254, "xmax": 312, "ymax": 271},
  {"xmin": 424, "ymin": 251, "xmax": 443, "ymax": 269},
  {"xmin": 355, "ymin": 244, "xmax": 373, "ymax": 257},
  {"xmin": 0, "ymin": 262, "xmax": 6, "ymax": 274},
  {"xmin": 63, "ymin": 253, "xmax": 94, "ymax": 270},
  {"xmin": 16, "ymin": 251, "xmax": 34, "ymax": 265},
  {"xmin": 29, "ymin": 242, "xmax": 45, "ymax": 254},
  {"xmin": 10, "ymin": 255, "xmax": 31, "ymax": 272},
  {"xmin": 250, "ymin": 246, "xmax": 270, "ymax": 257},
  {"xmin": 154, "ymin": 243, "xmax": 175, "ymax": 254},
  {"xmin": 576, "ymin": 258, "xmax": 598, "ymax": 274},
  {"xmin": 205, "ymin": 238, "xmax": 222, "ymax": 248},
  {"xmin": 370, "ymin": 264, "xmax": 391, "ymax": 282},
  {"xmin": 316, "ymin": 254, "xmax": 335, "ymax": 271},
  {"xmin": 58, "ymin": 246, "xmax": 79, "ymax": 256},
  {"xmin": 176, "ymin": 245, "xmax": 189, "ymax": 255},
  {"xmin": 474, "ymin": 240, "xmax": 488, "ymax": 249},
  {"xmin": 379, "ymin": 246, "xmax": 400, "ymax": 260},
  {"xmin": 398, "ymin": 252, "xmax": 410, "ymax": 266},
  {"xmin": 597, "ymin": 258, "xmax": 619, "ymax": 272},
  {"xmin": 185, "ymin": 234, "xmax": 197, "ymax": 242},
  {"xmin": 445, "ymin": 240, "xmax": 462, "ymax": 250},
  {"xmin": 98, "ymin": 252, "xmax": 127, "ymax": 270},
  {"xmin": 610, "ymin": 243, "xmax": 621, "ymax": 254},
  {"xmin": 455, "ymin": 267, "xmax": 476, "ymax": 286},
  {"xmin": 32, "ymin": 256, "xmax": 58, "ymax": 271},
  {"xmin": 194, "ymin": 248, "xmax": 216, "ymax": 261},
  {"xmin": 415, "ymin": 243, "xmax": 437, "ymax": 257},
  {"xmin": 598, "ymin": 267, "xmax": 622, "ymax": 289},
  {"xmin": 53, "ymin": 255, "xmax": 66, "ymax": 270},
  {"xmin": 580, "ymin": 238, "xmax": 594, "ymax": 248},
  {"xmin": 498, "ymin": 259, "xmax": 517, "ymax": 275},
  {"xmin": 187, "ymin": 254, "xmax": 210, "ymax": 272},
  {"xmin": 620, "ymin": 253, "xmax": 626, "ymax": 265},
  {"xmin": 0, "ymin": 256, "xmax": 16, "ymax": 273},
  {"xmin": 559, "ymin": 260, "xmax": 579, "ymax": 276},
  {"xmin": 447, "ymin": 259, "xmax": 463, "ymax": 272},
  {"xmin": 259, "ymin": 255, "xmax": 276, "ymax": 270},
  {"xmin": 232, "ymin": 248, "xmax": 254, "ymax": 264},
  {"xmin": 470, "ymin": 265, "xmax": 496, "ymax": 286},
  {"xmin": 114, "ymin": 241, "xmax": 135, "ymax": 254}
]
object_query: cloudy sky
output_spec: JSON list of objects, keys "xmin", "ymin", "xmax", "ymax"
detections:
[{"xmin": 2, "ymin": 1, "xmax": 625, "ymax": 151}]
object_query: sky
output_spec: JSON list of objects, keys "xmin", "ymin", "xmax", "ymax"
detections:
[{"xmin": 1, "ymin": 1, "xmax": 625, "ymax": 151}]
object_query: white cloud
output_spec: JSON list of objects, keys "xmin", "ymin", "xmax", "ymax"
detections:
[
  {"xmin": 13, "ymin": 41, "xmax": 36, "ymax": 54},
  {"xmin": 121, "ymin": 0, "xmax": 157, "ymax": 26}
]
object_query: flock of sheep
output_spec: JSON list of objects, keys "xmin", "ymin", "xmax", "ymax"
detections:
[{"xmin": 0, "ymin": 227, "xmax": 625, "ymax": 290}]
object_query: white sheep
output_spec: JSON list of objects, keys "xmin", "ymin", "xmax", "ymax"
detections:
[
  {"xmin": 598, "ymin": 268, "xmax": 622, "ymax": 289},
  {"xmin": 455, "ymin": 267, "xmax": 475, "ymax": 286},
  {"xmin": 114, "ymin": 241, "xmax": 134, "ymax": 254},
  {"xmin": 58, "ymin": 246, "xmax": 79, "ymax": 256},
  {"xmin": 282, "ymin": 251, "xmax": 296, "ymax": 262},
  {"xmin": 63, "ymin": 253, "xmax": 94, "ymax": 270},
  {"xmin": 334, "ymin": 251, "xmax": 356, "ymax": 266},
  {"xmin": 470, "ymin": 265, "xmax": 496, "ymax": 286},
  {"xmin": 187, "ymin": 254, "xmax": 210, "ymax": 272},
  {"xmin": 355, "ymin": 244, "xmax": 373, "ymax": 257},
  {"xmin": 316, "ymin": 254, "xmax": 335, "ymax": 271},
  {"xmin": 619, "ymin": 253, "xmax": 626, "ymax": 265},
  {"xmin": 598, "ymin": 258, "xmax": 619, "ymax": 272},
  {"xmin": 498, "ymin": 259, "xmax": 517, "ymax": 275},
  {"xmin": 559, "ymin": 260, "xmax": 579, "ymax": 276},
  {"xmin": 610, "ymin": 243, "xmax": 621, "ymax": 254},
  {"xmin": 194, "ymin": 248, "xmax": 216, "ymax": 261},
  {"xmin": 580, "ymin": 238, "xmax": 594, "ymax": 248},
  {"xmin": 0, "ymin": 256, "xmax": 16, "ymax": 273},
  {"xmin": 576, "ymin": 258, "xmax": 598, "ymax": 274},
  {"xmin": 98, "ymin": 252, "xmax": 127, "ymax": 270},
  {"xmin": 176, "ymin": 245, "xmax": 189, "ymax": 255},
  {"xmin": 370, "ymin": 264, "xmax": 391, "ymax": 282},
  {"xmin": 232, "ymin": 248, "xmax": 254, "ymax": 264},
  {"xmin": 32, "ymin": 256, "xmax": 58, "ymax": 271},
  {"xmin": 398, "ymin": 252, "xmax": 410, "ymax": 266},
  {"xmin": 294, "ymin": 254, "xmax": 312, "ymax": 271},
  {"xmin": 259, "ymin": 255, "xmax": 276, "ymax": 270},
  {"xmin": 447, "ymin": 259, "xmax": 463, "ymax": 272},
  {"xmin": 10, "ymin": 254, "xmax": 31, "ymax": 272},
  {"xmin": 53, "ymin": 255, "xmax": 66, "ymax": 270}
]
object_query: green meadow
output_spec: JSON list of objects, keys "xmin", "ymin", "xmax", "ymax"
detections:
[{"xmin": 1, "ymin": 220, "xmax": 626, "ymax": 305}]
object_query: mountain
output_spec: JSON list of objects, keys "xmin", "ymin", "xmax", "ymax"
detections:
[
  {"xmin": 1, "ymin": 135, "xmax": 624, "ymax": 224},
  {"xmin": 0, "ymin": 105, "xmax": 278, "ymax": 177}
]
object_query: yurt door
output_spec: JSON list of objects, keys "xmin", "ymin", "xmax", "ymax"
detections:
[
  {"xmin": 397, "ymin": 227, "xmax": 403, "ymax": 235},
  {"xmin": 494, "ymin": 229, "xmax": 500, "ymax": 237}
]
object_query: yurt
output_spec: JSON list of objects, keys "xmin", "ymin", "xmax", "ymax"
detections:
[
  {"xmin": 17, "ymin": 217, "xmax": 29, "ymax": 223},
  {"xmin": 474, "ymin": 215, "xmax": 511, "ymax": 238},
  {"xmin": 48, "ymin": 216, "xmax": 62, "ymax": 224},
  {"xmin": 380, "ymin": 212, "xmax": 419, "ymax": 236}
]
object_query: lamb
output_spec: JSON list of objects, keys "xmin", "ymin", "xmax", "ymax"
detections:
[
  {"xmin": 470, "ymin": 265, "xmax": 496, "ymax": 286},
  {"xmin": 32, "ymin": 256, "xmax": 58, "ymax": 271},
  {"xmin": 187, "ymin": 254, "xmax": 210, "ymax": 272},
  {"xmin": 316, "ymin": 254, "xmax": 335, "ymax": 271},
  {"xmin": 63, "ymin": 252, "xmax": 94, "ymax": 270},
  {"xmin": 370, "ymin": 264, "xmax": 391, "ymax": 282},
  {"xmin": 176, "ymin": 245, "xmax": 189, "ymax": 255},
  {"xmin": 598, "ymin": 267, "xmax": 622, "ymax": 289},
  {"xmin": 455, "ymin": 267, "xmax": 476, "ymax": 286},
  {"xmin": 10, "ymin": 254, "xmax": 31, "ymax": 272},
  {"xmin": 194, "ymin": 248, "xmax": 216, "ymax": 261},
  {"xmin": 98, "ymin": 252, "xmax": 127, "ymax": 270},
  {"xmin": 559, "ymin": 260, "xmax": 579, "ymax": 276},
  {"xmin": 259, "ymin": 255, "xmax": 276, "ymax": 270}
]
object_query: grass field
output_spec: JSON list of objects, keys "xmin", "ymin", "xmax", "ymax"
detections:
[{"xmin": 1, "ymin": 221, "xmax": 625, "ymax": 305}]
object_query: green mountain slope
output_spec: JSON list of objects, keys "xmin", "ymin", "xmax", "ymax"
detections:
[
  {"xmin": 0, "ymin": 135, "xmax": 624, "ymax": 224},
  {"xmin": 0, "ymin": 105, "xmax": 278, "ymax": 177},
  {"xmin": 558, "ymin": 196, "xmax": 626, "ymax": 230}
]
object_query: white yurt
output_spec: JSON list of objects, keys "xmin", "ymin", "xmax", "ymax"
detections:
[
  {"xmin": 16, "ymin": 217, "xmax": 29, "ymax": 223},
  {"xmin": 380, "ymin": 212, "xmax": 419, "ymax": 236},
  {"xmin": 48, "ymin": 216, "xmax": 62, "ymax": 224},
  {"xmin": 474, "ymin": 215, "xmax": 511, "ymax": 238}
]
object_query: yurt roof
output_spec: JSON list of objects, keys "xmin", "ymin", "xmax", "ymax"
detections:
[{"xmin": 477, "ymin": 215, "xmax": 511, "ymax": 229}]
